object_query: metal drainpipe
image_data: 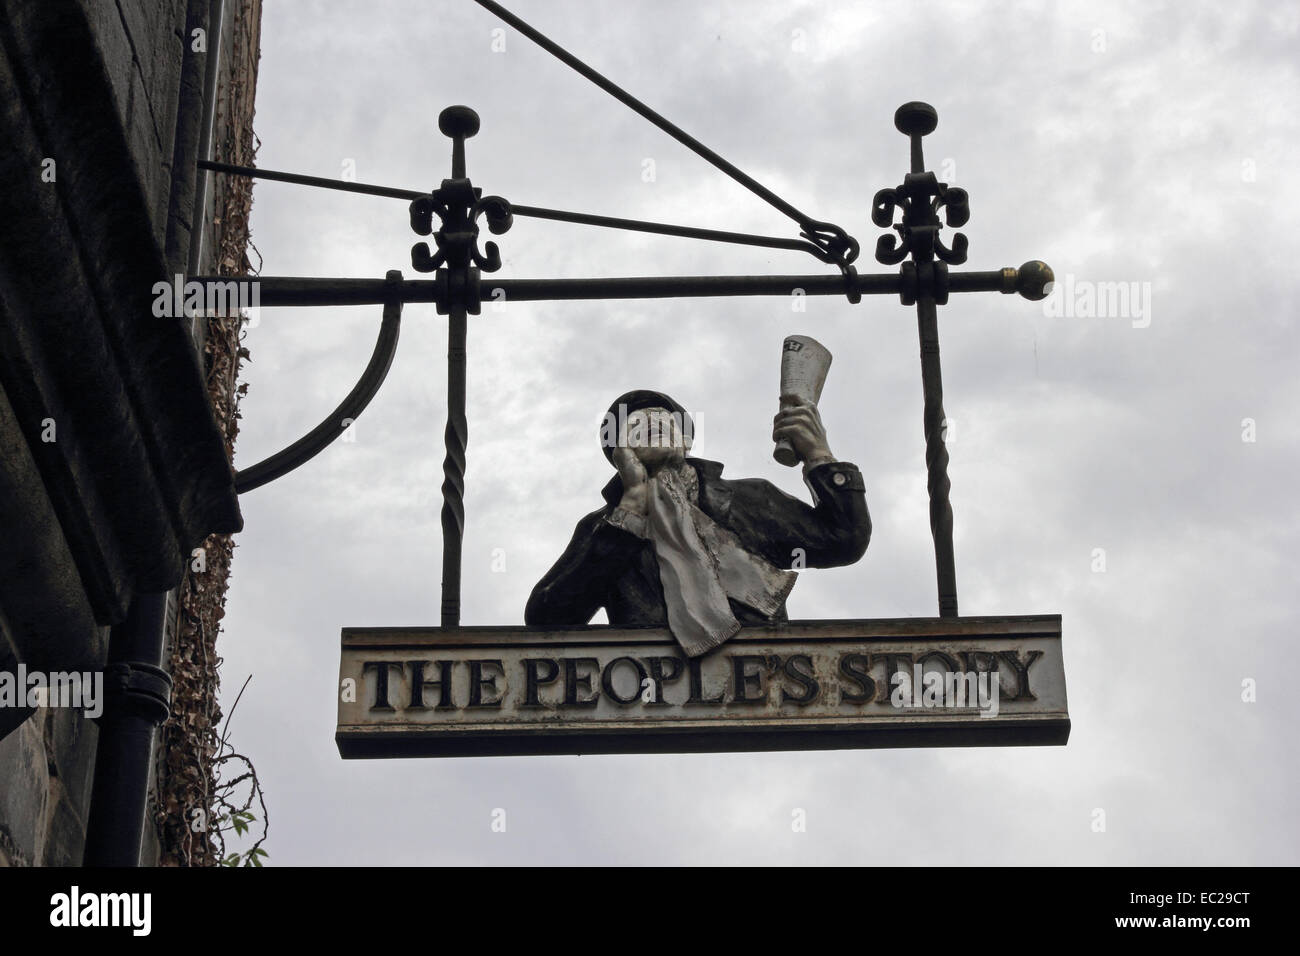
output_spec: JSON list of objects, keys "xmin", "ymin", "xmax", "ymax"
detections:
[
  {"xmin": 82, "ymin": 593, "xmax": 173, "ymax": 866},
  {"xmin": 188, "ymin": 0, "xmax": 227, "ymax": 354},
  {"xmin": 82, "ymin": 0, "xmax": 226, "ymax": 868},
  {"xmin": 189, "ymin": 0, "xmax": 226, "ymax": 277}
]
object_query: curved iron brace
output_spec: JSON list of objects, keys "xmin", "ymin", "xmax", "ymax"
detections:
[{"xmin": 233, "ymin": 271, "xmax": 404, "ymax": 494}]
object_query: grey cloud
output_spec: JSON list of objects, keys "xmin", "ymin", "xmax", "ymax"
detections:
[{"xmin": 214, "ymin": 0, "xmax": 1299, "ymax": 865}]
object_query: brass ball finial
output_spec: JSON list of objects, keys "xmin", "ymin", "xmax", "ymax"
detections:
[{"xmin": 1016, "ymin": 260, "xmax": 1055, "ymax": 301}]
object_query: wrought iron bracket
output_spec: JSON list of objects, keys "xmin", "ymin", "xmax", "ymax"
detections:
[
  {"xmin": 232, "ymin": 271, "xmax": 404, "ymax": 494},
  {"xmin": 199, "ymin": 83, "xmax": 1056, "ymax": 621},
  {"xmin": 470, "ymin": 0, "xmax": 859, "ymax": 272}
]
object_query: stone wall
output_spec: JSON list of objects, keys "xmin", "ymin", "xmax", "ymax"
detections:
[
  {"xmin": 147, "ymin": 0, "xmax": 261, "ymax": 867},
  {"xmin": 0, "ymin": 0, "xmax": 258, "ymax": 867}
]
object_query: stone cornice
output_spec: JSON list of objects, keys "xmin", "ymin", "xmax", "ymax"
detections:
[{"xmin": 0, "ymin": 1, "xmax": 242, "ymax": 626}]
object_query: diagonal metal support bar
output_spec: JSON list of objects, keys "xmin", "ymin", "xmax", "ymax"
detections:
[
  {"xmin": 470, "ymin": 0, "xmax": 858, "ymax": 266},
  {"xmin": 198, "ymin": 159, "xmax": 424, "ymax": 200},
  {"xmin": 198, "ymin": 159, "xmax": 838, "ymax": 262},
  {"xmin": 507, "ymin": 206, "xmax": 834, "ymax": 261}
]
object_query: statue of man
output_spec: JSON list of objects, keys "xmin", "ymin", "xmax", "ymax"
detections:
[{"xmin": 525, "ymin": 390, "xmax": 871, "ymax": 656}]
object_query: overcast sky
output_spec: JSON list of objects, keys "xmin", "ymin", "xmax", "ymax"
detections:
[{"xmin": 217, "ymin": 0, "xmax": 1299, "ymax": 864}]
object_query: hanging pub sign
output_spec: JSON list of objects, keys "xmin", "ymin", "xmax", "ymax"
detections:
[
  {"xmin": 199, "ymin": 0, "xmax": 1069, "ymax": 759},
  {"xmin": 336, "ymin": 616, "xmax": 1067, "ymax": 758}
]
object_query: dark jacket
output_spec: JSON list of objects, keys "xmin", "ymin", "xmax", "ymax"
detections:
[{"xmin": 525, "ymin": 457, "xmax": 870, "ymax": 628}]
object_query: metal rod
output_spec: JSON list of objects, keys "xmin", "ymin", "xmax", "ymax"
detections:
[
  {"xmin": 485, "ymin": 274, "xmax": 880, "ymax": 301},
  {"xmin": 511, "ymin": 205, "xmax": 829, "ymax": 259},
  {"xmin": 187, "ymin": 270, "xmax": 1025, "ymax": 307},
  {"xmin": 887, "ymin": 104, "xmax": 966, "ymax": 616},
  {"xmin": 198, "ymin": 159, "xmax": 426, "ymax": 200},
  {"xmin": 451, "ymin": 139, "xmax": 467, "ymax": 180},
  {"xmin": 949, "ymin": 270, "xmax": 1016, "ymax": 294},
  {"xmin": 215, "ymin": 276, "xmax": 435, "ymax": 306},
  {"xmin": 916, "ymin": 289, "xmax": 958, "ymax": 617},
  {"xmin": 197, "ymin": 161, "xmax": 833, "ymax": 260},
  {"xmin": 441, "ymin": 301, "xmax": 468, "ymax": 628},
  {"xmin": 470, "ymin": 0, "xmax": 845, "ymax": 243}
]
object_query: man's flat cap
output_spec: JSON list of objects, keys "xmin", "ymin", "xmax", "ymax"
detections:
[{"xmin": 600, "ymin": 389, "xmax": 694, "ymax": 463}]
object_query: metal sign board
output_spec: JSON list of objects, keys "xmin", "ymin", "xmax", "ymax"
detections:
[{"xmin": 337, "ymin": 615, "xmax": 1068, "ymax": 758}]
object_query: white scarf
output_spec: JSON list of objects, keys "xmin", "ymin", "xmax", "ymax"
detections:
[{"xmin": 621, "ymin": 463, "xmax": 796, "ymax": 657}]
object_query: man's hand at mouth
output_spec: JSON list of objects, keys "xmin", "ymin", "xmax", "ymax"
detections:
[{"xmin": 613, "ymin": 446, "xmax": 650, "ymax": 516}]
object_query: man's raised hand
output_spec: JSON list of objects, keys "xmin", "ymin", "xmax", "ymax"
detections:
[{"xmin": 773, "ymin": 403, "xmax": 834, "ymax": 468}]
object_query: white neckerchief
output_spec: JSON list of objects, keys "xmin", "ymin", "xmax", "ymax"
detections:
[{"xmin": 640, "ymin": 463, "xmax": 797, "ymax": 657}]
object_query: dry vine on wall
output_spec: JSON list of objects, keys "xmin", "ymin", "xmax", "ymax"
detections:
[{"xmin": 153, "ymin": 0, "xmax": 268, "ymax": 867}]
